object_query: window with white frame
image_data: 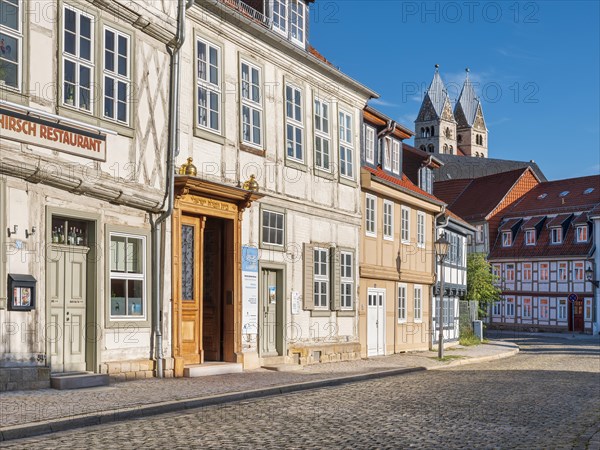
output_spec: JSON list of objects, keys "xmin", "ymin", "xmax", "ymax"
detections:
[
  {"xmin": 285, "ymin": 84, "xmax": 303, "ymax": 161},
  {"xmin": 62, "ymin": 5, "xmax": 94, "ymax": 111},
  {"xmin": 558, "ymin": 262, "xmax": 568, "ymax": 281},
  {"xmin": 383, "ymin": 137, "xmax": 391, "ymax": 171},
  {"xmin": 271, "ymin": 0, "xmax": 287, "ymax": 35},
  {"xmin": 269, "ymin": 0, "xmax": 306, "ymax": 46},
  {"xmin": 522, "ymin": 298, "xmax": 532, "ymax": 318},
  {"xmin": 397, "ymin": 283, "xmax": 407, "ymax": 322},
  {"xmin": 339, "ymin": 110, "xmax": 354, "ymax": 178},
  {"xmin": 539, "ymin": 299, "xmax": 549, "ymax": 320},
  {"xmin": 505, "ymin": 297, "xmax": 515, "ymax": 317},
  {"xmin": 523, "ymin": 263, "xmax": 532, "ymax": 281},
  {"xmin": 502, "ymin": 231, "xmax": 512, "ymax": 247},
  {"xmin": 419, "ymin": 167, "xmax": 433, "ymax": 194},
  {"xmin": 417, "ymin": 211, "xmax": 425, "ymax": 248},
  {"xmin": 539, "ymin": 263, "xmax": 549, "ymax": 281},
  {"xmin": 401, "ymin": 206, "xmax": 410, "ymax": 243},
  {"xmin": 551, "ymin": 227, "xmax": 562, "ymax": 244},
  {"xmin": 103, "ymin": 27, "xmax": 130, "ymax": 124},
  {"xmin": 0, "ymin": 0, "xmax": 22, "ymax": 89},
  {"xmin": 261, "ymin": 209, "xmax": 284, "ymax": 247},
  {"xmin": 505, "ymin": 264, "xmax": 515, "ymax": 282},
  {"xmin": 492, "ymin": 264, "xmax": 501, "ymax": 284},
  {"xmin": 414, "ymin": 286, "xmax": 422, "ymax": 321},
  {"xmin": 241, "ymin": 61, "xmax": 262, "ymax": 146},
  {"xmin": 576, "ymin": 225, "xmax": 588, "ymax": 242},
  {"xmin": 475, "ymin": 225, "xmax": 484, "ymax": 244},
  {"xmin": 365, "ymin": 194, "xmax": 376, "ymax": 236},
  {"xmin": 340, "ymin": 251, "xmax": 353, "ymax": 309},
  {"xmin": 365, "ymin": 125, "xmax": 375, "ymax": 164},
  {"xmin": 289, "ymin": 0, "xmax": 305, "ymax": 45},
  {"xmin": 392, "ymin": 140, "xmax": 400, "ymax": 174},
  {"xmin": 110, "ymin": 233, "xmax": 146, "ymax": 318},
  {"xmin": 574, "ymin": 262, "xmax": 584, "ymax": 281},
  {"xmin": 314, "ymin": 98, "xmax": 330, "ymax": 171},
  {"xmin": 558, "ymin": 299, "xmax": 567, "ymax": 320},
  {"xmin": 313, "ymin": 248, "xmax": 329, "ymax": 308},
  {"xmin": 383, "ymin": 200, "xmax": 393, "ymax": 240},
  {"xmin": 492, "ymin": 301, "xmax": 501, "ymax": 316},
  {"xmin": 525, "ymin": 229, "xmax": 536, "ymax": 246},
  {"xmin": 196, "ymin": 38, "xmax": 221, "ymax": 132}
]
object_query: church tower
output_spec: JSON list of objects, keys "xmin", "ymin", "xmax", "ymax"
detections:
[
  {"xmin": 414, "ymin": 65, "xmax": 457, "ymax": 155},
  {"xmin": 454, "ymin": 69, "xmax": 488, "ymax": 157}
]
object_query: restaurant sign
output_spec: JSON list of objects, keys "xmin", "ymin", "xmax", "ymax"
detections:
[{"xmin": 0, "ymin": 107, "xmax": 107, "ymax": 161}]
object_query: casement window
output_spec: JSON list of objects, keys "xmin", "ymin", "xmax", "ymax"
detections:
[
  {"xmin": 392, "ymin": 140, "xmax": 400, "ymax": 174},
  {"xmin": 539, "ymin": 299, "xmax": 549, "ymax": 320},
  {"xmin": 550, "ymin": 227, "xmax": 562, "ymax": 244},
  {"xmin": 419, "ymin": 167, "xmax": 433, "ymax": 194},
  {"xmin": 523, "ymin": 263, "xmax": 532, "ymax": 281},
  {"xmin": 269, "ymin": 0, "xmax": 305, "ymax": 46},
  {"xmin": 62, "ymin": 5, "xmax": 94, "ymax": 112},
  {"xmin": 340, "ymin": 251, "xmax": 354, "ymax": 309},
  {"xmin": 289, "ymin": 0, "xmax": 305, "ymax": 46},
  {"xmin": 502, "ymin": 231, "xmax": 512, "ymax": 247},
  {"xmin": 522, "ymin": 298, "xmax": 532, "ymax": 319},
  {"xmin": 285, "ymin": 84, "xmax": 303, "ymax": 161},
  {"xmin": 414, "ymin": 285, "xmax": 422, "ymax": 322},
  {"xmin": 505, "ymin": 297, "xmax": 515, "ymax": 317},
  {"xmin": 525, "ymin": 229, "xmax": 536, "ymax": 246},
  {"xmin": 364, "ymin": 125, "xmax": 375, "ymax": 164},
  {"xmin": 558, "ymin": 262, "xmax": 568, "ymax": 281},
  {"xmin": 383, "ymin": 137, "xmax": 391, "ymax": 171},
  {"xmin": 109, "ymin": 233, "xmax": 146, "ymax": 319},
  {"xmin": 397, "ymin": 283, "xmax": 407, "ymax": 322},
  {"xmin": 574, "ymin": 262, "xmax": 584, "ymax": 281},
  {"xmin": 313, "ymin": 248, "xmax": 329, "ymax": 308},
  {"xmin": 585, "ymin": 299, "xmax": 592, "ymax": 320},
  {"xmin": 417, "ymin": 211, "xmax": 425, "ymax": 248},
  {"xmin": 0, "ymin": 0, "xmax": 22, "ymax": 90},
  {"xmin": 558, "ymin": 299, "xmax": 567, "ymax": 320},
  {"xmin": 492, "ymin": 301, "xmax": 501, "ymax": 316},
  {"xmin": 271, "ymin": 0, "xmax": 287, "ymax": 35},
  {"xmin": 339, "ymin": 110, "xmax": 354, "ymax": 179},
  {"xmin": 241, "ymin": 61, "xmax": 262, "ymax": 147},
  {"xmin": 365, "ymin": 194, "xmax": 376, "ymax": 236},
  {"xmin": 261, "ymin": 209, "xmax": 284, "ymax": 247},
  {"xmin": 539, "ymin": 263, "xmax": 549, "ymax": 281},
  {"xmin": 447, "ymin": 233, "xmax": 461, "ymax": 264},
  {"xmin": 314, "ymin": 98, "xmax": 331, "ymax": 170},
  {"xmin": 103, "ymin": 27, "xmax": 130, "ymax": 124},
  {"xmin": 505, "ymin": 264, "xmax": 515, "ymax": 282},
  {"xmin": 576, "ymin": 226, "xmax": 588, "ymax": 243},
  {"xmin": 475, "ymin": 225, "xmax": 484, "ymax": 244},
  {"xmin": 196, "ymin": 38, "xmax": 221, "ymax": 132},
  {"xmin": 401, "ymin": 206, "xmax": 410, "ymax": 243},
  {"xmin": 383, "ymin": 200, "xmax": 393, "ymax": 240}
]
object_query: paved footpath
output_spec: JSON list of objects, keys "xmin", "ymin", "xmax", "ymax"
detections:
[
  {"xmin": 0, "ymin": 340, "xmax": 517, "ymax": 440},
  {"xmin": 2, "ymin": 333, "xmax": 599, "ymax": 449}
]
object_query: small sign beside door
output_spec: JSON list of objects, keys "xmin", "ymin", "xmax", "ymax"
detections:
[{"xmin": 7, "ymin": 274, "xmax": 37, "ymax": 311}]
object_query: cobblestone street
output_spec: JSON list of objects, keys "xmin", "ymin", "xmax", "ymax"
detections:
[{"xmin": 3, "ymin": 334, "xmax": 600, "ymax": 449}]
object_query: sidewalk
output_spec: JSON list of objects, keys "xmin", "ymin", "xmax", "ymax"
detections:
[{"xmin": 0, "ymin": 340, "xmax": 518, "ymax": 442}]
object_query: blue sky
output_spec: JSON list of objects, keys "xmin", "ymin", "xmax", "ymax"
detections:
[{"xmin": 309, "ymin": 1, "xmax": 600, "ymax": 181}]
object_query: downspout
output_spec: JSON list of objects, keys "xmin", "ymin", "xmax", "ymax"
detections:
[
  {"xmin": 377, "ymin": 120, "xmax": 395, "ymax": 167},
  {"xmin": 150, "ymin": 0, "xmax": 193, "ymax": 379},
  {"xmin": 431, "ymin": 206, "xmax": 448, "ymax": 349}
]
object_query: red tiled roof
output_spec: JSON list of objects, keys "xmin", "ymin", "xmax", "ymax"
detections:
[
  {"xmin": 434, "ymin": 168, "xmax": 528, "ymax": 220},
  {"xmin": 572, "ymin": 213, "xmax": 590, "ymax": 225},
  {"xmin": 546, "ymin": 213, "xmax": 573, "ymax": 228},
  {"xmin": 445, "ymin": 208, "xmax": 472, "ymax": 229},
  {"xmin": 504, "ymin": 175, "xmax": 600, "ymax": 216},
  {"xmin": 521, "ymin": 216, "xmax": 545, "ymax": 229},
  {"xmin": 499, "ymin": 218, "xmax": 522, "ymax": 231},
  {"xmin": 363, "ymin": 166, "xmax": 444, "ymax": 205},
  {"xmin": 308, "ymin": 45, "xmax": 334, "ymax": 67}
]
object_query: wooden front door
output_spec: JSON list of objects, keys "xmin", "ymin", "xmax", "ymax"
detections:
[
  {"xmin": 260, "ymin": 269, "xmax": 281, "ymax": 356},
  {"xmin": 569, "ymin": 299, "xmax": 584, "ymax": 332},
  {"xmin": 48, "ymin": 246, "xmax": 88, "ymax": 372},
  {"xmin": 180, "ymin": 216, "xmax": 204, "ymax": 365},
  {"xmin": 203, "ymin": 219, "xmax": 223, "ymax": 361},
  {"xmin": 367, "ymin": 289, "xmax": 385, "ymax": 357}
]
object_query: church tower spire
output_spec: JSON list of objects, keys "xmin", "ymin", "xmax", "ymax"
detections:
[
  {"xmin": 414, "ymin": 65, "xmax": 457, "ymax": 155},
  {"xmin": 454, "ymin": 68, "xmax": 488, "ymax": 157}
]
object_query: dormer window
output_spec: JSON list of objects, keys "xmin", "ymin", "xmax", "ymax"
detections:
[
  {"xmin": 269, "ymin": 0, "xmax": 306, "ymax": 47},
  {"xmin": 419, "ymin": 167, "xmax": 433, "ymax": 194},
  {"xmin": 576, "ymin": 225, "xmax": 588, "ymax": 243},
  {"xmin": 502, "ymin": 231, "xmax": 512, "ymax": 247},
  {"xmin": 525, "ymin": 229, "xmax": 536, "ymax": 246},
  {"xmin": 383, "ymin": 137, "xmax": 392, "ymax": 171},
  {"xmin": 551, "ymin": 227, "xmax": 562, "ymax": 244}
]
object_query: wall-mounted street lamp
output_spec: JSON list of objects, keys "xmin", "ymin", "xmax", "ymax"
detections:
[
  {"xmin": 585, "ymin": 266, "xmax": 599, "ymax": 288},
  {"xmin": 434, "ymin": 234, "xmax": 450, "ymax": 359}
]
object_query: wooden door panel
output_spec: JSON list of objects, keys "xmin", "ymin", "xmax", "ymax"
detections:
[{"xmin": 203, "ymin": 222, "xmax": 222, "ymax": 361}]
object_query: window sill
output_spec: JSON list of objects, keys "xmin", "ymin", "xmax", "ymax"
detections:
[
  {"xmin": 314, "ymin": 167, "xmax": 334, "ymax": 180},
  {"xmin": 398, "ymin": 319, "xmax": 407, "ymax": 324},
  {"xmin": 57, "ymin": 106, "xmax": 135, "ymax": 138},
  {"xmin": 0, "ymin": 87, "xmax": 30, "ymax": 104},
  {"xmin": 337, "ymin": 310, "xmax": 355, "ymax": 317},
  {"xmin": 259, "ymin": 242, "xmax": 285, "ymax": 252},
  {"xmin": 284, "ymin": 158, "xmax": 307, "ymax": 172},
  {"xmin": 338, "ymin": 176, "xmax": 357, "ymax": 188},
  {"xmin": 240, "ymin": 142, "xmax": 266, "ymax": 157},
  {"xmin": 383, "ymin": 236, "xmax": 394, "ymax": 242},
  {"xmin": 194, "ymin": 127, "xmax": 226, "ymax": 145},
  {"xmin": 365, "ymin": 232, "xmax": 377, "ymax": 238},
  {"xmin": 413, "ymin": 319, "xmax": 423, "ymax": 324},
  {"xmin": 310, "ymin": 309, "xmax": 331, "ymax": 318}
]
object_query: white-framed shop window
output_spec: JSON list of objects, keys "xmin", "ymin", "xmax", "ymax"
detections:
[
  {"xmin": 196, "ymin": 37, "xmax": 221, "ymax": 132},
  {"xmin": 109, "ymin": 233, "xmax": 146, "ymax": 319}
]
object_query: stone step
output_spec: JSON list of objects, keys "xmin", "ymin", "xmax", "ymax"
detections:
[
  {"xmin": 50, "ymin": 372, "xmax": 110, "ymax": 390},
  {"xmin": 183, "ymin": 362, "xmax": 243, "ymax": 378},
  {"xmin": 261, "ymin": 364, "xmax": 303, "ymax": 372},
  {"xmin": 260, "ymin": 355, "xmax": 287, "ymax": 366}
]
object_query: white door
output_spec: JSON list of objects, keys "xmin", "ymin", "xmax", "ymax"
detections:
[
  {"xmin": 367, "ymin": 289, "xmax": 385, "ymax": 356},
  {"xmin": 49, "ymin": 246, "xmax": 88, "ymax": 372}
]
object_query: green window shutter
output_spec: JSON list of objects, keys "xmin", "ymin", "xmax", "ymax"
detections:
[
  {"xmin": 303, "ymin": 243, "xmax": 315, "ymax": 310},
  {"xmin": 331, "ymin": 247, "xmax": 341, "ymax": 311}
]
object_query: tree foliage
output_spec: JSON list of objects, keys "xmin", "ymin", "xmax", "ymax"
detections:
[{"xmin": 466, "ymin": 253, "xmax": 502, "ymax": 317}]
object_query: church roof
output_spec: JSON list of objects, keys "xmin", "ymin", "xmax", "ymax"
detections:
[
  {"xmin": 455, "ymin": 75, "xmax": 480, "ymax": 127},
  {"xmin": 426, "ymin": 69, "xmax": 450, "ymax": 118}
]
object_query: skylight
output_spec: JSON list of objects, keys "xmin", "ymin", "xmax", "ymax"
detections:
[
  {"xmin": 559, "ymin": 191, "xmax": 569, "ymax": 197},
  {"xmin": 537, "ymin": 193, "xmax": 547, "ymax": 199},
  {"xmin": 584, "ymin": 188, "xmax": 595, "ymax": 194}
]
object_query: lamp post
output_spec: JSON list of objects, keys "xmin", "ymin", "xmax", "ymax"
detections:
[
  {"xmin": 585, "ymin": 264, "xmax": 599, "ymax": 334},
  {"xmin": 435, "ymin": 234, "xmax": 450, "ymax": 359}
]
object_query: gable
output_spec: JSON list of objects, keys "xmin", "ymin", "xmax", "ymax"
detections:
[
  {"xmin": 416, "ymin": 95, "xmax": 438, "ymax": 122},
  {"xmin": 473, "ymin": 103, "xmax": 486, "ymax": 131}
]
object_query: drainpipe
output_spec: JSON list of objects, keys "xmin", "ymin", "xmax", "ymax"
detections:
[
  {"xmin": 150, "ymin": 0, "xmax": 193, "ymax": 379},
  {"xmin": 431, "ymin": 206, "xmax": 448, "ymax": 349},
  {"xmin": 377, "ymin": 120, "xmax": 395, "ymax": 167}
]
